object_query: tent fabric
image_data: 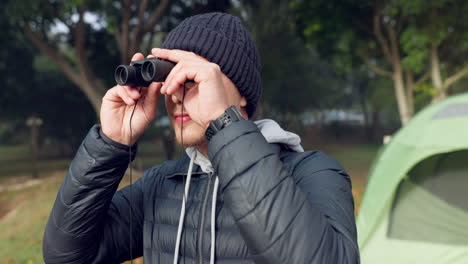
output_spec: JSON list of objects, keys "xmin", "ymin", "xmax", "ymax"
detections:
[
  {"xmin": 388, "ymin": 178, "xmax": 468, "ymax": 245},
  {"xmin": 410, "ymin": 151, "xmax": 468, "ymax": 212},
  {"xmin": 388, "ymin": 150, "xmax": 468, "ymax": 245},
  {"xmin": 362, "ymin": 201, "xmax": 468, "ymax": 264},
  {"xmin": 357, "ymin": 93, "xmax": 468, "ymax": 262},
  {"xmin": 432, "ymin": 103, "xmax": 468, "ymax": 119}
]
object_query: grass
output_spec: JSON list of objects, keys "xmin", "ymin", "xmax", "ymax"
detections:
[
  {"xmin": 0, "ymin": 174, "xmax": 62, "ymax": 263},
  {"xmin": 0, "ymin": 170, "xmax": 145, "ymax": 264},
  {"xmin": 0, "ymin": 145, "xmax": 30, "ymax": 160},
  {"xmin": 0, "ymin": 139, "xmax": 381, "ymax": 263},
  {"xmin": 0, "ymin": 140, "xmax": 186, "ymax": 182},
  {"xmin": 0, "ymin": 144, "xmax": 71, "ymax": 184}
]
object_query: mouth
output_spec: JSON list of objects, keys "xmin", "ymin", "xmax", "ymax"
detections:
[{"xmin": 174, "ymin": 112, "xmax": 192, "ymax": 125}]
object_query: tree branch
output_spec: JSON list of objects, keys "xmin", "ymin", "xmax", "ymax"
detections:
[
  {"xmin": 404, "ymin": 71, "xmax": 414, "ymax": 116},
  {"xmin": 386, "ymin": 23, "xmax": 400, "ymax": 66},
  {"xmin": 372, "ymin": 8, "xmax": 393, "ymax": 64},
  {"xmin": 25, "ymin": 10, "xmax": 106, "ymax": 115},
  {"xmin": 143, "ymin": 0, "xmax": 170, "ymax": 33},
  {"xmin": 430, "ymin": 43, "xmax": 443, "ymax": 92},
  {"xmin": 23, "ymin": 26, "xmax": 82, "ymax": 86},
  {"xmin": 128, "ymin": 0, "xmax": 170, "ymax": 58},
  {"xmin": 74, "ymin": 6, "xmax": 106, "ymax": 93},
  {"xmin": 52, "ymin": 6, "xmax": 72, "ymax": 29},
  {"xmin": 75, "ymin": 6, "xmax": 93, "ymax": 81},
  {"xmin": 138, "ymin": 0, "xmax": 150, "ymax": 25},
  {"xmin": 120, "ymin": 0, "xmax": 132, "ymax": 63},
  {"xmin": 358, "ymin": 52, "xmax": 393, "ymax": 78},
  {"xmin": 414, "ymin": 71, "xmax": 430, "ymax": 87},
  {"xmin": 443, "ymin": 65, "xmax": 468, "ymax": 90}
]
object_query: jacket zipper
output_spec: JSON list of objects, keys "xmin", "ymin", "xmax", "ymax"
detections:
[{"xmin": 197, "ymin": 172, "xmax": 213, "ymax": 264}]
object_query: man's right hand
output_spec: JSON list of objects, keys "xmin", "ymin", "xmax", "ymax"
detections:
[{"xmin": 100, "ymin": 53, "xmax": 162, "ymax": 146}]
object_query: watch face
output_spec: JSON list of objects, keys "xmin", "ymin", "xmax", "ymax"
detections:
[
  {"xmin": 221, "ymin": 115, "xmax": 231, "ymax": 125},
  {"xmin": 206, "ymin": 106, "xmax": 244, "ymax": 141}
]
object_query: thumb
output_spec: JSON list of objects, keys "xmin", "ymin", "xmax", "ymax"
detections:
[{"xmin": 143, "ymin": 82, "xmax": 162, "ymax": 113}]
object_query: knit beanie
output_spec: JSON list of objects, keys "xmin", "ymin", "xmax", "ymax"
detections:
[{"xmin": 161, "ymin": 12, "xmax": 262, "ymax": 118}]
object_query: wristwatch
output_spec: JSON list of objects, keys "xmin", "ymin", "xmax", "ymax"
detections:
[{"xmin": 205, "ymin": 106, "xmax": 245, "ymax": 141}]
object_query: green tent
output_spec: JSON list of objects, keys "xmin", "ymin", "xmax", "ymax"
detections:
[{"xmin": 357, "ymin": 93, "xmax": 468, "ymax": 264}]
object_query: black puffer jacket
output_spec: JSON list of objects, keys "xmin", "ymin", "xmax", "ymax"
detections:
[{"xmin": 43, "ymin": 120, "xmax": 359, "ymax": 263}]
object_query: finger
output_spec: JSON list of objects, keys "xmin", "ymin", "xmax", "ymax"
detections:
[
  {"xmin": 161, "ymin": 62, "xmax": 184, "ymax": 94},
  {"xmin": 131, "ymin": 52, "xmax": 144, "ymax": 62},
  {"xmin": 151, "ymin": 48, "xmax": 181, "ymax": 63},
  {"xmin": 143, "ymin": 82, "xmax": 162, "ymax": 111},
  {"xmin": 124, "ymin": 86, "xmax": 142, "ymax": 99},
  {"xmin": 104, "ymin": 86, "xmax": 135, "ymax": 105},
  {"xmin": 165, "ymin": 65, "xmax": 202, "ymax": 95},
  {"xmin": 117, "ymin": 86, "xmax": 136, "ymax": 105},
  {"xmin": 151, "ymin": 48, "xmax": 202, "ymax": 63},
  {"xmin": 163, "ymin": 61, "xmax": 201, "ymax": 94},
  {"xmin": 166, "ymin": 73, "xmax": 191, "ymax": 95}
]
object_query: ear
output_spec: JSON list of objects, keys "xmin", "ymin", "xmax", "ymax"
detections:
[
  {"xmin": 240, "ymin": 96, "xmax": 247, "ymax": 107},
  {"xmin": 239, "ymin": 97, "xmax": 249, "ymax": 120}
]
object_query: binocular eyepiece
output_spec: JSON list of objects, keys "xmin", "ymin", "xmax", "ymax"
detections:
[{"xmin": 114, "ymin": 58, "xmax": 175, "ymax": 87}]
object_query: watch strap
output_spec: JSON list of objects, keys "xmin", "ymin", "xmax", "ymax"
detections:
[{"xmin": 205, "ymin": 106, "xmax": 244, "ymax": 141}]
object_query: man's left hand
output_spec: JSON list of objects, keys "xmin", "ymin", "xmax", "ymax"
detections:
[{"xmin": 151, "ymin": 48, "xmax": 231, "ymax": 128}]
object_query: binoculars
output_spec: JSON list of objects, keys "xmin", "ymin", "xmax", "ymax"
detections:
[{"xmin": 114, "ymin": 58, "xmax": 175, "ymax": 87}]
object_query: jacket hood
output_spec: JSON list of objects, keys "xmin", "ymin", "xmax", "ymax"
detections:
[
  {"xmin": 186, "ymin": 119, "xmax": 304, "ymax": 173},
  {"xmin": 255, "ymin": 119, "xmax": 304, "ymax": 152}
]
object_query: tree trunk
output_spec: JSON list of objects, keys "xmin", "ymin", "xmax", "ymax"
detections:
[
  {"xmin": 392, "ymin": 62, "xmax": 412, "ymax": 125},
  {"xmin": 430, "ymin": 43, "xmax": 446, "ymax": 102},
  {"xmin": 372, "ymin": 10, "xmax": 413, "ymax": 126},
  {"xmin": 431, "ymin": 41, "xmax": 468, "ymax": 103},
  {"xmin": 25, "ymin": 1, "xmax": 171, "ymax": 118},
  {"xmin": 405, "ymin": 71, "xmax": 414, "ymax": 117},
  {"xmin": 80, "ymin": 81, "xmax": 106, "ymax": 115},
  {"xmin": 23, "ymin": 26, "xmax": 105, "ymax": 116}
]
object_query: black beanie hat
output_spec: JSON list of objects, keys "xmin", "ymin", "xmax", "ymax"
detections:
[{"xmin": 162, "ymin": 12, "xmax": 262, "ymax": 118}]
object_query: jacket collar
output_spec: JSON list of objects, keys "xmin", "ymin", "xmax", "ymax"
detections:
[
  {"xmin": 163, "ymin": 144, "xmax": 286, "ymax": 179},
  {"xmin": 164, "ymin": 152, "xmax": 206, "ymax": 178}
]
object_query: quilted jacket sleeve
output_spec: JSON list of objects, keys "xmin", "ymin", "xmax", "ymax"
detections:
[
  {"xmin": 43, "ymin": 125, "xmax": 145, "ymax": 264},
  {"xmin": 208, "ymin": 120, "xmax": 360, "ymax": 264}
]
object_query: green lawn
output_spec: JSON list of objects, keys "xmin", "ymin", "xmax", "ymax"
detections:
[
  {"xmin": 0, "ymin": 141, "xmax": 186, "ymax": 182},
  {"xmin": 0, "ymin": 140, "xmax": 381, "ymax": 263},
  {"xmin": 0, "ymin": 174, "xmax": 60, "ymax": 263}
]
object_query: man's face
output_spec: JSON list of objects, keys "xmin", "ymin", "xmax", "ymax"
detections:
[{"xmin": 165, "ymin": 73, "xmax": 247, "ymax": 148}]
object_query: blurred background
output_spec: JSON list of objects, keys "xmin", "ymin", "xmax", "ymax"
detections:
[{"xmin": 2, "ymin": 0, "xmax": 468, "ymax": 263}]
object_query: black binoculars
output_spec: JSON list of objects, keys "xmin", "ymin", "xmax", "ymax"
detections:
[{"xmin": 114, "ymin": 58, "xmax": 175, "ymax": 87}]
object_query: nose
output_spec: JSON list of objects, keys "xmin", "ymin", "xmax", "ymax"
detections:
[
  {"xmin": 171, "ymin": 93, "xmax": 181, "ymax": 104},
  {"xmin": 170, "ymin": 86, "xmax": 185, "ymax": 104}
]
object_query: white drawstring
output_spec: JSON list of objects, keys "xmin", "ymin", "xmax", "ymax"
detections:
[
  {"xmin": 210, "ymin": 176, "xmax": 219, "ymax": 264},
  {"xmin": 173, "ymin": 151, "xmax": 196, "ymax": 264}
]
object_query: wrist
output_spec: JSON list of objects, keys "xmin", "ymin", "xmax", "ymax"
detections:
[
  {"xmin": 203, "ymin": 107, "xmax": 229, "ymax": 129},
  {"xmin": 100, "ymin": 127, "xmax": 135, "ymax": 148},
  {"xmin": 205, "ymin": 106, "xmax": 245, "ymax": 141}
]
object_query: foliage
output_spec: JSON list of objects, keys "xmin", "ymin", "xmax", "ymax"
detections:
[
  {"xmin": 0, "ymin": 1, "xmax": 95, "ymax": 150},
  {"xmin": 293, "ymin": 0, "xmax": 468, "ymax": 104},
  {"xmin": 0, "ymin": 2, "xmax": 36, "ymax": 121},
  {"xmin": 32, "ymin": 56, "xmax": 97, "ymax": 153},
  {"xmin": 233, "ymin": 0, "xmax": 345, "ymax": 117},
  {"xmin": 0, "ymin": 0, "xmax": 234, "ymax": 148}
]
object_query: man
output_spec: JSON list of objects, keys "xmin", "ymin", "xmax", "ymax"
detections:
[{"xmin": 43, "ymin": 12, "xmax": 359, "ymax": 264}]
